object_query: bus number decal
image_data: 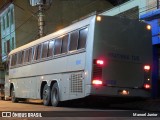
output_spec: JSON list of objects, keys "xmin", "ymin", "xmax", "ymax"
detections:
[{"xmin": 76, "ymin": 60, "xmax": 81, "ymax": 65}]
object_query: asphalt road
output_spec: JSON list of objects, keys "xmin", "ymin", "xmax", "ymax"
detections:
[{"xmin": 0, "ymin": 99, "xmax": 159, "ymax": 120}]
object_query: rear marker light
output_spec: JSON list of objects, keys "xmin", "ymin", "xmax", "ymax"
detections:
[
  {"xmin": 92, "ymin": 80, "xmax": 103, "ymax": 85},
  {"xmin": 146, "ymin": 25, "xmax": 151, "ymax": 30},
  {"xmin": 144, "ymin": 84, "xmax": 151, "ymax": 89},
  {"xmin": 144, "ymin": 65, "xmax": 150, "ymax": 71},
  {"xmin": 96, "ymin": 16, "xmax": 102, "ymax": 21}
]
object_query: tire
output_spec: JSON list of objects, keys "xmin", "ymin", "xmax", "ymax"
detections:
[
  {"xmin": 11, "ymin": 87, "xmax": 18, "ymax": 103},
  {"xmin": 43, "ymin": 84, "xmax": 51, "ymax": 106},
  {"xmin": 51, "ymin": 83, "xmax": 61, "ymax": 107}
]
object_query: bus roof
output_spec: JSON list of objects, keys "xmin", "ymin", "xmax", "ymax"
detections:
[{"xmin": 9, "ymin": 15, "xmax": 96, "ymax": 55}]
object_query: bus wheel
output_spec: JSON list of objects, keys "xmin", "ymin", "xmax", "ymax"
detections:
[
  {"xmin": 43, "ymin": 84, "xmax": 51, "ymax": 106},
  {"xmin": 51, "ymin": 83, "xmax": 61, "ymax": 107},
  {"xmin": 11, "ymin": 87, "xmax": 18, "ymax": 103}
]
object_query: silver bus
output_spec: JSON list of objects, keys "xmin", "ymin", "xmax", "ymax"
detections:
[{"xmin": 6, "ymin": 15, "xmax": 152, "ymax": 106}]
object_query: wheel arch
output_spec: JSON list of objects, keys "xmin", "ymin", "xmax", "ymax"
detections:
[{"xmin": 50, "ymin": 80, "xmax": 58, "ymax": 89}]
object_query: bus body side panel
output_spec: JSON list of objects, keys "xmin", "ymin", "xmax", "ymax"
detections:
[
  {"xmin": 91, "ymin": 16, "xmax": 152, "ymax": 98},
  {"xmin": 9, "ymin": 52, "xmax": 87, "ymax": 101},
  {"xmin": 63, "ymin": 52, "xmax": 86, "ymax": 101},
  {"xmin": 84, "ymin": 16, "xmax": 96, "ymax": 97}
]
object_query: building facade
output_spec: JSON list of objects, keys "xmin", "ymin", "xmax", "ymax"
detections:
[
  {"xmin": 101, "ymin": 0, "xmax": 159, "ymax": 18},
  {"xmin": 0, "ymin": 3, "xmax": 15, "ymax": 62}
]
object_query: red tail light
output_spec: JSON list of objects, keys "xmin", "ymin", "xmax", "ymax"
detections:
[
  {"xmin": 96, "ymin": 60, "xmax": 104, "ymax": 65},
  {"xmin": 144, "ymin": 65, "xmax": 150, "ymax": 71},
  {"xmin": 144, "ymin": 83, "xmax": 151, "ymax": 89},
  {"xmin": 92, "ymin": 80, "xmax": 103, "ymax": 85}
]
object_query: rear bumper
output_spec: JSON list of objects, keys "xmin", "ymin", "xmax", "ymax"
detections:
[{"xmin": 90, "ymin": 85, "xmax": 151, "ymax": 98}]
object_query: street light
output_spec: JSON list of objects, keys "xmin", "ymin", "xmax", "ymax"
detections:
[{"xmin": 29, "ymin": 0, "xmax": 52, "ymax": 38}]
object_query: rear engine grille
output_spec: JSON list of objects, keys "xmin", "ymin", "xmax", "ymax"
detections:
[{"xmin": 70, "ymin": 73, "xmax": 83, "ymax": 93}]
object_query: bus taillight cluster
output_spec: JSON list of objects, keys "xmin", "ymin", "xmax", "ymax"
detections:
[
  {"xmin": 92, "ymin": 59, "xmax": 104, "ymax": 85},
  {"xmin": 143, "ymin": 65, "xmax": 151, "ymax": 90}
]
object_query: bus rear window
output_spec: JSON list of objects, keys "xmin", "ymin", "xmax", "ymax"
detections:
[
  {"xmin": 54, "ymin": 38, "xmax": 62, "ymax": 55},
  {"xmin": 78, "ymin": 28, "xmax": 88, "ymax": 49},
  {"xmin": 61, "ymin": 34, "xmax": 69, "ymax": 53},
  {"xmin": 69, "ymin": 31, "xmax": 79, "ymax": 51}
]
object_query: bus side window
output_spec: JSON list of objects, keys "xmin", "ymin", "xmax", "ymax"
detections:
[
  {"xmin": 78, "ymin": 28, "xmax": 88, "ymax": 49},
  {"xmin": 11, "ymin": 55, "xmax": 14, "ymax": 66},
  {"xmin": 28, "ymin": 48, "xmax": 33, "ymax": 62},
  {"xmin": 17, "ymin": 52, "xmax": 21, "ymax": 65},
  {"xmin": 14, "ymin": 54, "xmax": 17, "ymax": 66},
  {"xmin": 37, "ymin": 44, "xmax": 42, "ymax": 60},
  {"xmin": 34, "ymin": 44, "xmax": 41, "ymax": 60},
  {"xmin": 61, "ymin": 34, "xmax": 69, "ymax": 53},
  {"xmin": 24, "ymin": 49, "xmax": 29, "ymax": 63},
  {"xmin": 42, "ymin": 41, "xmax": 49, "ymax": 58},
  {"xmin": 48, "ymin": 40, "xmax": 54, "ymax": 57},
  {"xmin": 17, "ymin": 51, "xmax": 24, "ymax": 65},
  {"xmin": 54, "ymin": 38, "xmax": 62, "ymax": 55},
  {"xmin": 21, "ymin": 51, "xmax": 24, "ymax": 64},
  {"xmin": 69, "ymin": 30, "xmax": 79, "ymax": 51}
]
